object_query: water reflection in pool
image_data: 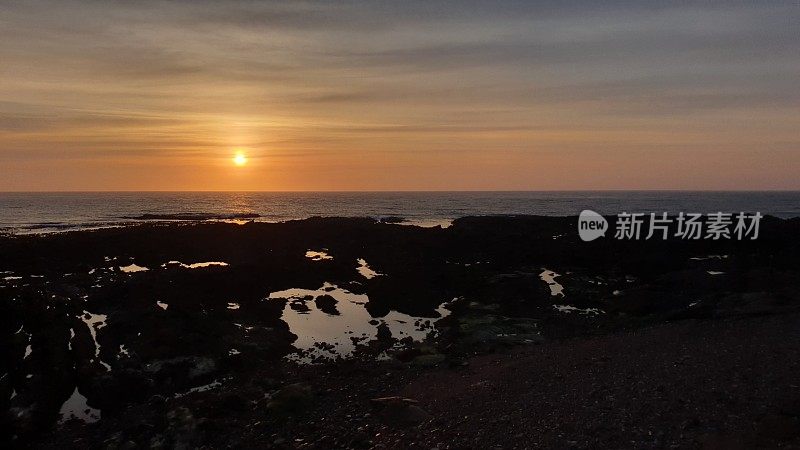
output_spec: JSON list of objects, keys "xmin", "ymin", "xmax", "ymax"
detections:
[
  {"xmin": 59, "ymin": 387, "xmax": 101, "ymax": 423},
  {"xmin": 539, "ymin": 268, "xmax": 564, "ymax": 297},
  {"xmin": 268, "ymin": 283, "xmax": 451, "ymax": 361},
  {"xmin": 81, "ymin": 310, "xmax": 111, "ymax": 371},
  {"xmin": 356, "ymin": 258, "xmax": 383, "ymax": 279},
  {"xmin": 305, "ymin": 250, "xmax": 333, "ymax": 261},
  {"xmin": 119, "ymin": 264, "xmax": 148, "ymax": 273},
  {"xmin": 162, "ymin": 261, "xmax": 229, "ymax": 269}
]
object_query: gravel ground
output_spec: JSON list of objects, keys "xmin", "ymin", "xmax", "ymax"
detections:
[
  {"xmin": 386, "ymin": 314, "xmax": 800, "ymax": 449},
  {"xmin": 263, "ymin": 313, "xmax": 800, "ymax": 449}
]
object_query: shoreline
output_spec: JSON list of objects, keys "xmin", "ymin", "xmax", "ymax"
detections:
[
  {"xmin": 0, "ymin": 215, "xmax": 458, "ymax": 236},
  {"xmin": 3, "ymin": 190, "xmax": 800, "ymax": 236}
]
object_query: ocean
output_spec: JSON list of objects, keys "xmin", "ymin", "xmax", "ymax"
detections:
[{"xmin": 1, "ymin": 191, "xmax": 799, "ymax": 234}]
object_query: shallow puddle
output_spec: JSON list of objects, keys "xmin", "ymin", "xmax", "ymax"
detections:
[
  {"xmin": 59, "ymin": 387, "xmax": 101, "ymax": 423},
  {"xmin": 162, "ymin": 261, "xmax": 229, "ymax": 269},
  {"xmin": 394, "ymin": 218, "xmax": 453, "ymax": 228},
  {"xmin": 81, "ymin": 311, "xmax": 111, "ymax": 371},
  {"xmin": 268, "ymin": 283, "xmax": 450, "ymax": 361},
  {"xmin": 305, "ymin": 250, "xmax": 333, "ymax": 261},
  {"xmin": 68, "ymin": 328, "xmax": 75, "ymax": 351},
  {"xmin": 356, "ymin": 258, "xmax": 383, "ymax": 279},
  {"xmin": 119, "ymin": 264, "xmax": 148, "ymax": 273},
  {"xmin": 539, "ymin": 268, "xmax": 565, "ymax": 297}
]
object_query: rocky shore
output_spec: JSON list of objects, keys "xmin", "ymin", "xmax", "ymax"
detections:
[{"xmin": 2, "ymin": 216, "xmax": 799, "ymax": 448}]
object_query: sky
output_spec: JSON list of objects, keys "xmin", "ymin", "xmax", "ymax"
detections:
[{"xmin": 0, "ymin": 0, "xmax": 798, "ymax": 191}]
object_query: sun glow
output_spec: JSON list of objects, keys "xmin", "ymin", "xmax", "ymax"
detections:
[{"xmin": 233, "ymin": 152, "xmax": 247, "ymax": 166}]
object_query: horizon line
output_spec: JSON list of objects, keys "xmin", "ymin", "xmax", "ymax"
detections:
[{"xmin": 2, "ymin": 189, "xmax": 800, "ymax": 194}]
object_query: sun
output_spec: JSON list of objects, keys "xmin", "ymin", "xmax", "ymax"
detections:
[{"xmin": 233, "ymin": 151, "xmax": 247, "ymax": 166}]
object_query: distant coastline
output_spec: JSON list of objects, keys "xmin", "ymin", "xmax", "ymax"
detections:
[{"xmin": 1, "ymin": 191, "xmax": 799, "ymax": 235}]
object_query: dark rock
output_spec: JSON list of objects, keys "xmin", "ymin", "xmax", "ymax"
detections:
[
  {"xmin": 756, "ymin": 414, "xmax": 800, "ymax": 441},
  {"xmin": 290, "ymin": 300, "xmax": 310, "ymax": 313},
  {"xmin": 314, "ymin": 295, "xmax": 340, "ymax": 316},
  {"xmin": 143, "ymin": 356, "xmax": 217, "ymax": 381},
  {"xmin": 214, "ymin": 392, "xmax": 249, "ymax": 414},
  {"xmin": 165, "ymin": 407, "xmax": 198, "ymax": 449},
  {"xmin": 376, "ymin": 323, "xmax": 392, "ymax": 342}
]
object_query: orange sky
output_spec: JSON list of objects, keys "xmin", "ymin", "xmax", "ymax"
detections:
[{"xmin": 1, "ymin": 1, "xmax": 798, "ymax": 191}]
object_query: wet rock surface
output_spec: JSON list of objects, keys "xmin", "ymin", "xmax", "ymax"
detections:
[{"xmin": 0, "ymin": 215, "xmax": 799, "ymax": 447}]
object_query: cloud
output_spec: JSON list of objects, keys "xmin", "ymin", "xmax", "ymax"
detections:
[{"xmin": 0, "ymin": 0, "xmax": 798, "ymax": 189}]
